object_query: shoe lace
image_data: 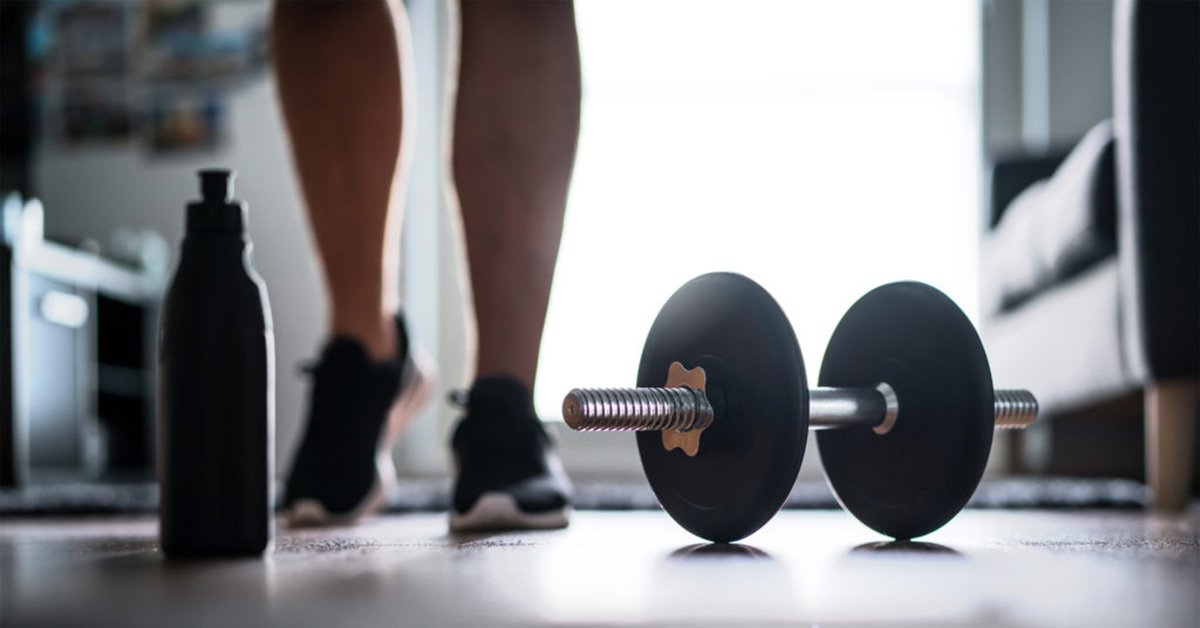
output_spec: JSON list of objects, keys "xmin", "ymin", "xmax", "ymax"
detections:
[{"xmin": 447, "ymin": 389, "xmax": 470, "ymax": 410}]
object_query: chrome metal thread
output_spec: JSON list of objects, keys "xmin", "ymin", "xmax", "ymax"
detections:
[
  {"xmin": 993, "ymin": 389, "xmax": 1039, "ymax": 429},
  {"xmin": 563, "ymin": 384, "xmax": 1039, "ymax": 433},
  {"xmin": 562, "ymin": 387, "xmax": 714, "ymax": 432}
]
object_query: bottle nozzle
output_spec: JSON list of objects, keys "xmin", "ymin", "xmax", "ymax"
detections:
[
  {"xmin": 187, "ymin": 169, "xmax": 245, "ymax": 234},
  {"xmin": 199, "ymin": 169, "xmax": 235, "ymax": 204}
]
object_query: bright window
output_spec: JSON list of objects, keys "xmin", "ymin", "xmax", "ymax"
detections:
[{"xmin": 536, "ymin": 0, "xmax": 981, "ymax": 418}]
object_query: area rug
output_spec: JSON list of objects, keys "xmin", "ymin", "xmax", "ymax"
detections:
[{"xmin": 0, "ymin": 477, "xmax": 1149, "ymax": 516}]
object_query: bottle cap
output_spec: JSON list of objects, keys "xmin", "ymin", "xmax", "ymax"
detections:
[
  {"xmin": 187, "ymin": 169, "xmax": 246, "ymax": 235},
  {"xmin": 199, "ymin": 169, "xmax": 235, "ymax": 204}
]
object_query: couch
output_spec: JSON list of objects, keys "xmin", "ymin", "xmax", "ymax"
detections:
[{"xmin": 980, "ymin": 0, "xmax": 1198, "ymax": 509}]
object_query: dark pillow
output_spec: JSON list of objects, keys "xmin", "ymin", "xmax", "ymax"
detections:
[{"xmin": 983, "ymin": 120, "xmax": 1117, "ymax": 314}]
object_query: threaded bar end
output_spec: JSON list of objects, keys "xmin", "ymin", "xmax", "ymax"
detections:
[
  {"xmin": 994, "ymin": 389, "xmax": 1039, "ymax": 429},
  {"xmin": 562, "ymin": 387, "xmax": 713, "ymax": 432}
]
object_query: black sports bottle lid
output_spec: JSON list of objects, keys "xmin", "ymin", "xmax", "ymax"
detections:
[{"xmin": 187, "ymin": 169, "xmax": 246, "ymax": 234}]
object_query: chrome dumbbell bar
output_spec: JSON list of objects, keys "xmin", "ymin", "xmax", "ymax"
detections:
[{"xmin": 563, "ymin": 383, "xmax": 1037, "ymax": 435}]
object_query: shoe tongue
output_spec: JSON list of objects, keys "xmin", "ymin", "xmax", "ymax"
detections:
[
  {"xmin": 468, "ymin": 376, "xmax": 535, "ymax": 420},
  {"xmin": 320, "ymin": 336, "xmax": 373, "ymax": 369},
  {"xmin": 318, "ymin": 315, "xmax": 411, "ymax": 372},
  {"xmin": 315, "ymin": 337, "xmax": 403, "ymax": 387}
]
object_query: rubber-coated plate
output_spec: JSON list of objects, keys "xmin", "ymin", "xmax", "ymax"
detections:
[
  {"xmin": 637, "ymin": 273, "xmax": 807, "ymax": 543},
  {"xmin": 817, "ymin": 282, "xmax": 993, "ymax": 540}
]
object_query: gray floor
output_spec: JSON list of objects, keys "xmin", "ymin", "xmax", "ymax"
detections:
[{"xmin": 2, "ymin": 509, "xmax": 1198, "ymax": 627}]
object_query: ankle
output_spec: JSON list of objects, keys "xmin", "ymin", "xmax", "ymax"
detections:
[
  {"xmin": 472, "ymin": 368, "xmax": 534, "ymax": 393},
  {"xmin": 332, "ymin": 313, "xmax": 397, "ymax": 362}
]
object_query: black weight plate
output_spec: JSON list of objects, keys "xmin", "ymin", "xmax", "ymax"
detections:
[
  {"xmin": 636, "ymin": 273, "xmax": 808, "ymax": 543},
  {"xmin": 817, "ymin": 282, "xmax": 993, "ymax": 540}
]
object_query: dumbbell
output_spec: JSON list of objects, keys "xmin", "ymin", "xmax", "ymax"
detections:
[{"xmin": 561, "ymin": 272, "xmax": 1037, "ymax": 543}]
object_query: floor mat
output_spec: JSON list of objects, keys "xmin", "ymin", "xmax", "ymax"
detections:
[{"xmin": 0, "ymin": 477, "xmax": 1149, "ymax": 516}]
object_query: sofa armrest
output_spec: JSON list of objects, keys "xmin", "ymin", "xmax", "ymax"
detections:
[{"xmin": 1114, "ymin": 0, "xmax": 1200, "ymax": 381}]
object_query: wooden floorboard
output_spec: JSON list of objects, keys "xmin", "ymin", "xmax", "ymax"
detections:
[{"xmin": 2, "ymin": 510, "xmax": 1198, "ymax": 627}]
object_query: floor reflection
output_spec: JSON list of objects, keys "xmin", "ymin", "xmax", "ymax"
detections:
[
  {"xmin": 850, "ymin": 540, "xmax": 962, "ymax": 557},
  {"xmin": 668, "ymin": 542, "xmax": 774, "ymax": 560},
  {"xmin": 652, "ymin": 542, "xmax": 798, "ymax": 619},
  {"xmin": 7, "ymin": 538, "xmax": 279, "ymax": 626}
]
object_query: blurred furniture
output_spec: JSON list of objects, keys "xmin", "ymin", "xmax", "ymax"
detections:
[
  {"xmin": 0, "ymin": 0, "xmax": 34, "ymax": 196},
  {"xmin": 1, "ymin": 194, "xmax": 162, "ymax": 487},
  {"xmin": 980, "ymin": 0, "xmax": 1198, "ymax": 509}
]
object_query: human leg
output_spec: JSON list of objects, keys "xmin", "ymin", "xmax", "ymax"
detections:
[
  {"xmin": 274, "ymin": 0, "xmax": 431, "ymax": 525},
  {"xmin": 274, "ymin": 0, "xmax": 412, "ymax": 361},
  {"xmin": 451, "ymin": 0, "xmax": 581, "ymax": 388},
  {"xmin": 448, "ymin": 0, "xmax": 581, "ymax": 531}
]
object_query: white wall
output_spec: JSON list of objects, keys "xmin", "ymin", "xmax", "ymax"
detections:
[
  {"xmin": 395, "ymin": 0, "xmax": 473, "ymax": 477},
  {"xmin": 1046, "ymin": 0, "xmax": 1113, "ymax": 145}
]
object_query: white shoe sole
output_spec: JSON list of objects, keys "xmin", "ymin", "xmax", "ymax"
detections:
[
  {"xmin": 449, "ymin": 492, "xmax": 571, "ymax": 532},
  {"xmin": 287, "ymin": 485, "xmax": 382, "ymax": 528}
]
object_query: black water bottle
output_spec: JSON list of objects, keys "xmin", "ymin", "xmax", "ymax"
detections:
[{"xmin": 158, "ymin": 169, "xmax": 274, "ymax": 558}]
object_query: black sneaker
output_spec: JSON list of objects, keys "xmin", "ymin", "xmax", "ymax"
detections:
[
  {"xmin": 449, "ymin": 376, "xmax": 573, "ymax": 531},
  {"xmin": 283, "ymin": 314, "xmax": 434, "ymax": 526}
]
